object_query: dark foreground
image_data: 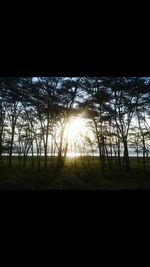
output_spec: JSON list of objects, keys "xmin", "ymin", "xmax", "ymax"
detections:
[{"xmin": 0, "ymin": 157, "xmax": 150, "ymax": 190}]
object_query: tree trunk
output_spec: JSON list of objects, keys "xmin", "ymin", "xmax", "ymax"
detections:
[
  {"xmin": 105, "ymin": 143, "xmax": 112, "ymax": 170},
  {"xmin": 142, "ymin": 136, "xmax": 146, "ymax": 173},
  {"xmin": 31, "ymin": 140, "xmax": 34, "ymax": 169},
  {"xmin": 0, "ymin": 133, "xmax": 3, "ymax": 165},
  {"xmin": 44, "ymin": 126, "xmax": 49, "ymax": 170},
  {"xmin": 123, "ymin": 139, "xmax": 130, "ymax": 172},
  {"xmin": 8, "ymin": 125, "xmax": 15, "ymax": 167},
  {"xmin": 136, "ymin": 148, "xmax": 140, "ymax": 169}
]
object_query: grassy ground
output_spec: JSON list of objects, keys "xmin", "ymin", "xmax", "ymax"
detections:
[{"xmin": 0, "ymin": 156, "xmax": 150, "ymax": 189}]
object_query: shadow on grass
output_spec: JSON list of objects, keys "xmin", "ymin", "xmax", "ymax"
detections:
[{"xmin": 0, "ymin": 163, "xmax": 150, "ymax": 190}]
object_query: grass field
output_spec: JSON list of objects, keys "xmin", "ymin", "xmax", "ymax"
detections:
[{"xmin": 0, "ymin": 156, "xmax": 150, "ymax": 189}]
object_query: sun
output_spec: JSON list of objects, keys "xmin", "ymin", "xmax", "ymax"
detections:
[
  {"xmin": 64, "ymin": 116, "xmax": 87, "ymax": 143},
  {"xmin": 63, "ymin": 115, "xmax": 95, "ymax": 157}
]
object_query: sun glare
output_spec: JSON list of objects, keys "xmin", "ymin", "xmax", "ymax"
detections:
[
  {"xmin": 63, "ymin": 116, "xmax": 95, "ymax": 157},
  {"xmin": 64, "ymin": 117, "xmax": 87, "ymax": 143}
]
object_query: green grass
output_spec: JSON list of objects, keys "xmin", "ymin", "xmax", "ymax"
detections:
[{"xmin": 0, "ymin": 156, "xmax": 150, "ymax": 189}]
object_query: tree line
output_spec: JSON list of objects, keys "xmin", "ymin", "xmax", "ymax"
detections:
[{"xmin": 0, "ymin": 77, "xmax": 150, "ymax": 173}]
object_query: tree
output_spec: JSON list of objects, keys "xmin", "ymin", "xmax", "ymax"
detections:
[
  {"xmin": 2, "ymin": 78, "xmax": 23, "ymax": 167},
  {"xmin": 102, "ymin": 77, "xmax": 147, "ymax": 171},
  {"xmin": 80, "ymin": 77, "xmax": 112, "ymax": 174}
]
